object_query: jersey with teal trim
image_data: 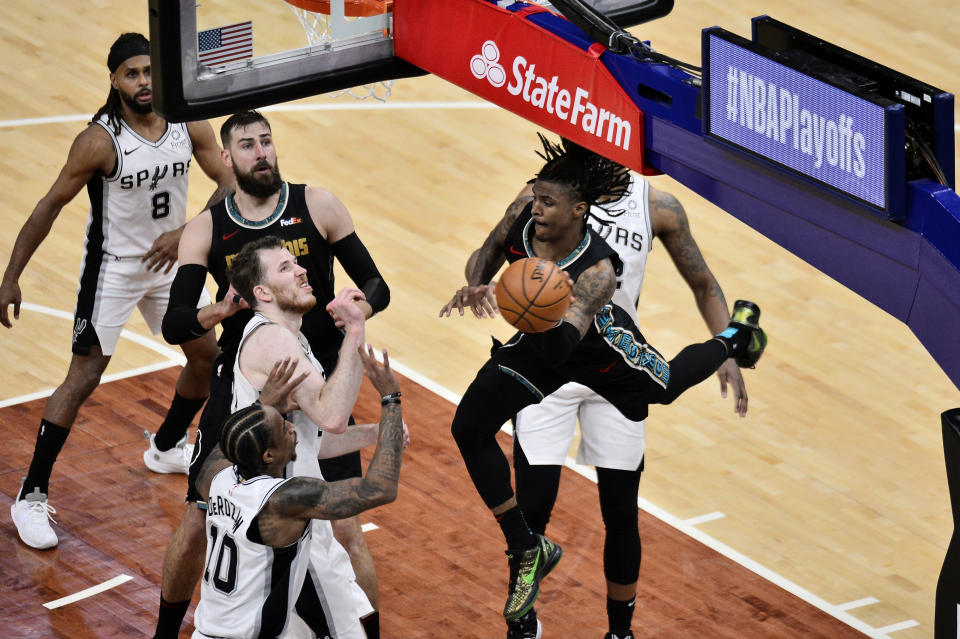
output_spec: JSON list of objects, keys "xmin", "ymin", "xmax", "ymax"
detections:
[
  {"xmin": 208, "ymin": 182, "xmax": 340, "ymax": 371},
  {"xmin": 588, "ymin": 174, "xmax": 652, "ymax": 324},
  {"xmin": 193, "ymin": 468, "xmax": 310, "ymax": 639},
  {"xmin": 89, "ymin": 115, "xmax": 192, "ymax": 258}
]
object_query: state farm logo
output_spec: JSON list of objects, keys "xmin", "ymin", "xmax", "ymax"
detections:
[
  {"xmin": 467, "ymin": 39, "xmax": 633, "ymax": 151},
  {"xmin": 470, "ymin": 40, "xmax": 505, "ymax": 87}
]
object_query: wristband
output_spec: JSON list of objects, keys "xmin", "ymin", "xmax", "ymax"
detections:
[{"xmin": 381, "ymin": 397, "xmax": 401, "ymax": 406}]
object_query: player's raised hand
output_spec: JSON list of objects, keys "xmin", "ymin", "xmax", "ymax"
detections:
[
  {"xmin": 0, "ymin": 279, "xmax": 22, "ymax": 328},
  {"xmin": 142, "ymin": 227, "xmax": 184, "ymax": 274},
  {"xmin": 439, "ymin": 284, "xmax": 496, "ymax": 318},
  {"xmin": 359, "ymin": 344, "xmax": 400, "ymax": 398},
  {"xmin": 327, "ymin": 286, "xmax": 367, "ymax": 329}
]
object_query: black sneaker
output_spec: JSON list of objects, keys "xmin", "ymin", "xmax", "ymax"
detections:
[
  {"xmin": 727, "ymin": 299, "xmax": 767, "ymax": 368},
  {"xmin": 504, "ymin": 534, "xmax": 562, "ymax": 620},
  {"xmin": 506, "ymin": 609, "xmax": 542, "ymax": 639},
  {"xmin": 603, "ymin": 632, "xmax": 635, "ymax": 639}
]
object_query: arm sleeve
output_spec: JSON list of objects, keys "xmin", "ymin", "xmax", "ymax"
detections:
[
  {"xmin": 161, "ymin": 263, "xmax": 211, "ymax": 344},
  {"xmin": 330, "ymin": 231, "xmax": 390, "ymax": 315}
]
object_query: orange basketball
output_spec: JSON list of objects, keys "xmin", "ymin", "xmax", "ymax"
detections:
[{"xmin": 495, "ymin": 257, "xmax": 572, "ymax": 333}]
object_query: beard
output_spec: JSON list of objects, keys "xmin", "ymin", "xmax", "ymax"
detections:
[
  {"xmin": 118, "ymin": 87, "xmax": 152, "ymax": 114},
  {"xmin": 275, "ymin": 288, "xmax": 316, "ymax": 316},
  {"xmin": 234, "ymin": 160, "xmax": 283, "ymax": 199}
]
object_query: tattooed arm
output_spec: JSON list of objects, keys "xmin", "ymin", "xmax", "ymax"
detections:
[
  {"xmin": 440, "ymin": 184, "xmax": 534, "ymax": 318},
  {"xmin": 254, "ymin": 347, "xmax": 406, "ymax": 547},
  {"xmin": 650, "ymin": 186, "xmax": 748, "ymax": 416},
  {"xmin": 564, "ymin": 258, "xmax": 618, "ymax": 336}
]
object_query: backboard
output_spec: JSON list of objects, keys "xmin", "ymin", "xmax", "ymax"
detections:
[{"xmin": 148, "ymin": 0, "xmax": 424, "ymax": 121}]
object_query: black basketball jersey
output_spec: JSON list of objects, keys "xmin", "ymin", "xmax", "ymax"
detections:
[
  {"xmin": 208, "ymin": 182, "xmax": 341, "ymax": 369},
  {"xmin": 502, "ymin": 204, "xmax": 623, "ymax": 280}
]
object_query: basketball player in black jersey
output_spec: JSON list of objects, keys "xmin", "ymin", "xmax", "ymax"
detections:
[
  {"xmin": 439, "ymin": 136, "xmax": 767, "ymax": 628},
  {"xmin": 155, "ymin": 110, "xmax": 390, "ymax": 639}
]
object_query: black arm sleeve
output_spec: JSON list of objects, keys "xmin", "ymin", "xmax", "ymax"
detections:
[
  {"xmin": 330, "ymin": 231, "xmax": 390, "ymax": 315},
  {"xmin": 161, "ymin": 263, "xmax": 211, "ymax": 345}
]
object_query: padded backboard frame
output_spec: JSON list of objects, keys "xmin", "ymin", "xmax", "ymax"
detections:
[{"xmin": 148, "ymin": 0, "xmax": 424, "ymax": 121}]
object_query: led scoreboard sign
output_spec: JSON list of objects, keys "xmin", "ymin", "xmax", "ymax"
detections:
[{"xmin": 703, "ymin": 28, "xmax": 906, "ymax": 219}]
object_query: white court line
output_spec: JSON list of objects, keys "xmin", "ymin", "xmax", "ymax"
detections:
[
  {"xmin": 0, "ymin": 303, "xmax": 185, "ymax": 407},
  {"xmin": 43, "ymin": 574, "xmax": 133, "ymax": 609},
  {"xmin": 876, "ymin": 620, "xmax": 920, "ymax": 634},
  {"xmin": 368, "ymin": 361, "xmax": 898, "ymax": 638},
  {"xmin": 0, "ymin": 101, "xmax": 498, "ymax": 129},
  {"xmin": 837, "ymin": 597, "xmax": 880, "ymax": 611},
  {"xmin": 682, "ymin": 511, "xmax": 726, "ymax": 526},
  {"xmin": 361, "ymin": 523, "xmax": 379, "ymax": 533}
]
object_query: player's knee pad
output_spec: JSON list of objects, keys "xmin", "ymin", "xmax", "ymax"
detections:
[{"xmin": 604, "ymin": 522, "xmax": 642, "ymax": 584}]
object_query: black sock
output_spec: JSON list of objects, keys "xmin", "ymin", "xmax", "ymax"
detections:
[
  {"xmin": 154, "ymin": 393, "xmax": 206, "ymax": 451},
  {"xmin": 153, "ymin": 594, "xmax": 190, "ymax": 639},
  {"xmin": 360, "ymin": 610, "xmax": 380, "ymax": 639},
  {"xmin": 20, "ymin": 419, "xmax": 70, "ymax": 499},
  {"xmin": 497, "ymin": 506, "xmax": 536, "ymax": 550},
  {"xmin": 607, "ymin": 596, "xmax": 636, "ymax": 634}
]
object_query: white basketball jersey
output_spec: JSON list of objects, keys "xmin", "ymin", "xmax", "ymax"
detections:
[
  {"xmin": 194, "ymin": 469, "xmax": 311, "ymax": 639},
  {"xmin": 587, "ymin": 174, "xmax": 652, "ymax": 323},
  {"xmin": 233, "ymin": 313, "xmax": 328, "ymax": 480},
  {"xmin": 88, "ymin": 115, "xmax": 192, "ymax": 257}
]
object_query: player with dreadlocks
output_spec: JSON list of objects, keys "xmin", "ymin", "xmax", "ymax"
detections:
[
  {"xmin": 1, "ymin": 32, "xmax": 233, "ymax": 551},
  {"xmin": 440, "ymin": 135, "xmax": 768, "ymax": 632}
]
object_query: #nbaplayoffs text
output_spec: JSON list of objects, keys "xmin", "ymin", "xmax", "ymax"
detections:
[{"xmin": 725, "ymin": 66, "xmax": 867, "ymax": 179}]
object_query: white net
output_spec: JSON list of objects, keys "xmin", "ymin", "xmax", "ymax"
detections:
[{"xmin": 286, "ymin": 4, "xmax": 394, "ymax": 102}]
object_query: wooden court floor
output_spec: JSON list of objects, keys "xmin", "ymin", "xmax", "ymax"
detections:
[
  {"xmin": 0, "ymin": 367, "xmax": 872, "ymax": 638},
  {"xmin": 1, "ymin": 0, "xmax": 959, "ymax": 637}
]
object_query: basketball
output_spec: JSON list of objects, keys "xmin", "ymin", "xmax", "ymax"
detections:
[{"xmin": 495, "ymin": 257, "xmax": 572, "ymax": 332}]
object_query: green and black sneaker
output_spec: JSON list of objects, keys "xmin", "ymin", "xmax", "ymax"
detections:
[
  {"xmin": 728, "ymin": 299, "xmax": 767, "ymax": 368},
  {"xmin": 503, "ymin": 535, "xmax": 562, "ymax": 621}
]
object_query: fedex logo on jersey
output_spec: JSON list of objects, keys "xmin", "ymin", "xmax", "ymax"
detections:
[
  {"xmin": 469, "ymin": 39, "xmax": 634, "ymax": 152},
  {"xmin": 393, "ymin": 0, "xmax": 643, "ymax": 167}
]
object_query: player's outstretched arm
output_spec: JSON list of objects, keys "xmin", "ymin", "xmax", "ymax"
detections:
[
  {"xmin": 439, "ymin": 185, "xmax": 533, "ymax": 319},
  {"xmin": 142, "ymin": 122, "xmax": 234, "ymax": 275},
  {"xmin": 1, "ymin": 126, "xmax": 114, "ymax": 328},
  {"xmin": 651, "ymin": 186, "xmax": 748, "ymax": 416},
  {"xmin": 259, "ymin": 359, "xmax": 404, "ymax": 545}
]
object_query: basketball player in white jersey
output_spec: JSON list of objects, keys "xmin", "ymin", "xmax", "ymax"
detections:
[
  {"xmin": 193, "ymin": 343, "xmax": 405, "ymax": 639},
  {"xmin": 0, "ymin": 33, "xmax": 234, "ymax": 551},
  {"xmin": 492, "ymin": 155, "xmax": 747, "ymax": 638},
  {"xmin": 224, "ymin": 235, "xmax": 408, "ymax": 638}
]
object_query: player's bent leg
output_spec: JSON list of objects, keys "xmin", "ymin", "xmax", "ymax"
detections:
[
  {"xmin": 512, "ymin": 438, "xmax": 562, "ymax": 536},
  {"xmin": 597, "ymin": 465, "xmax": 643, "ymax": 638},
  {"xmin": 153, "ymin": 503, "xmax": 207, "ymax": 639},
  {"xmin": 145, "ymin": 331, "xmax": 218, "ymax": 473},
  {"xmin": 12, "ymin": 349, "xmax": 111, "ymax": 550},
  {"xmin": 331, "ymin": 517, "xmax": 379, "ymax": 608}
]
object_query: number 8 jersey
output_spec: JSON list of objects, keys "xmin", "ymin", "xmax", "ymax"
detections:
[
  {"xmin": 89, "ymin": 116, "xmax": 192, "ymax": 258},
  {"xmin": 193, "ymin": 467, "xmax": 312, "ymax": 639}
]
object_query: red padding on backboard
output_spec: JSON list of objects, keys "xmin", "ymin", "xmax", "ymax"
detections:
[{"xmin": 393, "ymin": 0, "xmax": 643, "ymax": 169}]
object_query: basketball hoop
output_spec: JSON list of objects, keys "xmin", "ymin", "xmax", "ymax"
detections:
[{"xmin": 283, "ymin": 0, "xmax": 395, "ymax": 102}]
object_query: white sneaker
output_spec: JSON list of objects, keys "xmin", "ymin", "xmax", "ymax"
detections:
[
  {"xmin": 143, "ymin": 431, "xmax": 194, "ymax": 474},
  {"xmin": 11, "ymin": 487, "xmax": 58, "ymax": 549}
]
